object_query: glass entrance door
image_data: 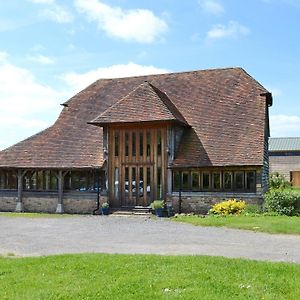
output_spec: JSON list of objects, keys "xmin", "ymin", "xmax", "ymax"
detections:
[{"xmin": 109, "ymin": 126, "xmax": 167, "ymax": 207}]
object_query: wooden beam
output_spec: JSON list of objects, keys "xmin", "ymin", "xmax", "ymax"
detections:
[{"xmin": 15, "ymin": 169, "xmax": 26, "ymax": 212}]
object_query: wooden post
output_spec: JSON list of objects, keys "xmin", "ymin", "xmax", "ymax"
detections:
[
  {"xmin": 15, "ymin": 169, "xmax": 26, "ymax": 212},
  {"xmin": 56, "ymin": 170, "xmax": 64, "ymax": 213}
]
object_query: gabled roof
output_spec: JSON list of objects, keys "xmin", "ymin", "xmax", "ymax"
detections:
[
  {"xmin": 0, "ymin": 67, "xmax": 271, "ymax": 169},
  {"xmin": 89, "ymin": 81, "xmax": 188, "ymax": 126},
  {"xmin": 269, "ymin": 137, "xmax": 300, "ymax": 152}
]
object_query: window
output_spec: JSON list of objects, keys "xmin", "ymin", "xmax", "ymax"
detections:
[
  {"xmin": 146, "ymin": 132, "xmax": 151, "ymax": 156},
  {"xmin": 157, "ymin": 130, "xmax": 162, "ymax": 156},
  {"xmin": 191, "ymin": 172, "xmax": 200, "ymax": 190},
  {"xmin": 139, "ymin": 132, "xmax": 144, "ymax": 156},
  {"xmin": 132, "ymin": 132, "xmax": 136, "ymax": 156},
  {"xmin": 114, "ymin": 132, "xmax": 119, "ymax": 157},
  {"xmin": 23, "ymin": 170, "xmax": 58, "ymax": 191},
  {"xmin": 172, "ymin": 170, "xmax": 256, "ymax": 193},
  {"xmin": 212, "ymin": 172, "xmax": 221, "ymax": 190},
  {"xmin": 246, "ymin": 171, "xmax": 256, "ymax": 192},
  {"xmin": 224, "ymin": 172, "xmax": 233, "ymax": 190},
  {"xmin": 173, "ymin": 171, "xmax": 180, "ymax": 191},
  {"xmin": 235, "ymin": 172, "xmax": 244, "ymax": 190},
  {"xmin": 182, "ymin": 171, "xmax": 190, "ymax": 191},
  {"xmin": 202, "ymin": 172, "xmax": 210, "ymax": 190},
  {"xmin": 125, "ymin": 132, "xmax": 129, "ymax": 156},
  {"xmin": 157, "ymin": 167, "xmax": 162, "ymax": 199}
]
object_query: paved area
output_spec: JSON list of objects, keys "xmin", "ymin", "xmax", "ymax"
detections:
[{"xmin": 0, "ymin": 214, "xmax": 300, "ymax": 263}]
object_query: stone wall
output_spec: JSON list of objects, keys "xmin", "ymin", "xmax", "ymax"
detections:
[
  {"xmin": 63, "ymin": 192, "xmax": 98, "ymax": 214},
  {"xmin": 22, "ymin": 192, "xmax": 58, "ymax": 213},
  {"xmin": 0, "ymin": 192, "xmax": 17, "ymax": 211},
  {"xmin": 167, "ymin": 192, "xmax": 262, "ymax": 214}
]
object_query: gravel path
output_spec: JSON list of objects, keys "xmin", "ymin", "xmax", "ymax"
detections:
[{"xmin": 0, "ymin": 214, "xmax": 300, "ymax": 263}]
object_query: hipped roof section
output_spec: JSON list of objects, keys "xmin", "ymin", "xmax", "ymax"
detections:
[
  {"xmin": 0, "ymin": 67, "xmax": 271, "ymax": 169},
  {"xmin": 89, "ymin": 81, "xmax": 188, "ymax": 126}
]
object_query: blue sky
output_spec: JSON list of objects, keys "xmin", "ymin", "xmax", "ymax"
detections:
[{"xmin": 0, "ymin": 0, "xmax": 299, "ymax": 150}]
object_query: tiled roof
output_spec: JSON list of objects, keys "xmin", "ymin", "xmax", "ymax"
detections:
[
  {"xmin": 90, "ymin": 81, "xmax": 188, "ymax": 125},
  {"xmin": 0, "ymin": 67, "xmax": 270, "ymax": 169},
  {"xmin": 269, "ymin": 137, "xmax": 300, "ymax": 151}
]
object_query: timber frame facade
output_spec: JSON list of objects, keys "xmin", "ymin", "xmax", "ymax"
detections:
[{"xmin": 0, "ymin": 67, "xmax": 272, "ymax": 214}]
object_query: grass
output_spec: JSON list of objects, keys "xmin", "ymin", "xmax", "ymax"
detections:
[
  {"xmin": 172, "ymin": 214, "xmax": 300, "ymax": 235},
  {"xmin": 0, "ymin": 212, "xmax": 76, "ymax": 218},
  {"xmin": 0, "ymin": 253, "xmax": 300, "ymax": 299}
]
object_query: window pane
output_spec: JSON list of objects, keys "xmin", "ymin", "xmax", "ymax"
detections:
[
  {"xmin": 132, "ymin": 132, "xmax": 136, "ymax": 156},
  {"xmin": 139, "ymin": 167, "xmax": 143, "ymax": 199},
  {"xmin": 0, "ymin": 170, "xmax": 17, "ymax": 190},
  {"xmin": 132, "ymin": 167, "xmax": 136, "ymax": 197},
  {"xmin": 139, "ymin": 132, "xmax": 143, "ymax": 156},
  {"xmin": 173, "ymin": 171, "xmax": 180, "ymax": 191},
  {"xmin": 213, "ymin": 172, "xmax": 221, "ymax": 189},
  {"xmin": 146, "ymin": 132, "xmax": 151, "ymax": 157},
  {"xmin": 203, "ymin": 172, "xmax": 210, "ymax": 189},
  {"xmin": 182, "ymin": 171, "xmax": 190, "ymax": 190},
  {"xmin": 224, "ymin": 172, "xmax": 232, "ymax": 190},
  {"xmin": 246, "ymin": 171, "xmax": 255, "ymax": 191},
  {"xmin": 157, "ymin": 130, "xmax": 162, "ymax": 156},
  {"xmin": 235, "ymin": 172, "xmax": 244, "ymax": 190},
  {"xmin": 114, "ymin": 132, "xmax": 119, "ymax": 157},
  {"xmin": 114, "ymin": 167, "xmax": 119, "ymax": 200},
  {"xmin": 147, "ymin": 167, "xmax": 151, "ymax": 200},
  {"xmin": 192, "ymin": 172, "xmax": 200, "ymax": 190},
  {"xmin": 125, "ymin": 132, "xmax": 129, "ymax": 156},
  {"xmin": 125, "ymin": 167, "xmax": 129, "ymax": 201},
  {"xmin": 157, "ymin": 167, "xmax": 162, "ymax": 199}
]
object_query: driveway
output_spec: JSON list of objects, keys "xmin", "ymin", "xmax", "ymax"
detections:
[{"xmin": 1, "ymin": 214, "xmax": 300, "ymax": 263}]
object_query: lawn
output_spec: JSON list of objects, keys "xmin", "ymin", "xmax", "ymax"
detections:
[
  {"xmin": 0, "ymin": 212, "xmax": 76, "ymax": 218},
  {"xmin": 172, "ymin": 214, "xmax": 300, "ymax": 235},
  {"xmin": 1, "ymin": 253, "xmax": 300, "ymax": 299}
]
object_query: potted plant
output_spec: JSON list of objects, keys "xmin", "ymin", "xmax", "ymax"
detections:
[
  {"xmin": 150, "ymin": 200, "xmax": 165, "ymax": 217},
  {"xmin": 101, "ymin": 202, "xmax": 109, "ymax": 215}
]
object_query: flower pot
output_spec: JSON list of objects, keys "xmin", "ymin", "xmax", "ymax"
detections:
[
  {"xmin": 101, "ymin": 207, "xmax": 109, "ymax": 215},
  {"xmin": 155, "ymin": 208, "xmax": 163, "ymax": 217}
]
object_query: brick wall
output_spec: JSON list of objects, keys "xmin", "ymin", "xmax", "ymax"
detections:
[
  {"xmin": 167, "ymin": 192, "xmax": 262, "ymax": 214},
  {"xmin": 23, "ymin": 192, "xmax": 58, "ymax": 213}
]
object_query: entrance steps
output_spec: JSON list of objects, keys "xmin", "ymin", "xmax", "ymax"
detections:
[{"xmin": 111, "ymin": 206, "xmax": 152, "ymax": 216}]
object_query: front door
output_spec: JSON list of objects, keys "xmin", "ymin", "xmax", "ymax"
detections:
[{"xmin": 108, "ymin": 125, "xmax": 167, "ymax": 207}]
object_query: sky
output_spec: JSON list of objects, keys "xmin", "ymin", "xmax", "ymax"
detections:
[{"xmin": 0, "ymin": 0, "xmax": 299, "ymax": 150}]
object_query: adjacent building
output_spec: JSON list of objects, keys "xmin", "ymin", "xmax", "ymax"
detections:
[
  {"xmin": 0, "ymin": 67, "xmax": 272, "ymax": 213},
  {"xmin": 269, "ymin": 137, "xmax": 300, "ymax": 187}
]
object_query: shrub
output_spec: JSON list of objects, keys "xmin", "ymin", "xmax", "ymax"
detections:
[
  {"xmin": 264, "ymin": 189, "xmax": 300, "ymax": 216},
  {"xmin": 269, "ymin": 172, "xmax": 291, "ymax": 189},
  {"xmin": 209, "ymin": 199, "xmax": 246, "ymax": 215},
  {"xmin": 242, "ymin": 204, "xmax": 262, "ymax": 215},
  {"xmin": 150, "ymin": 200, "xmax": 164, "ymax": 210},
  {"xmin": 101, "ymin": 202, "xmax": 109, "ymax": 208}
]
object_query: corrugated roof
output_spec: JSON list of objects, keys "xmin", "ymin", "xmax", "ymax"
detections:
[{"xmin": 269, "ymin": 137, "xmax": 300, "ymax": 151}]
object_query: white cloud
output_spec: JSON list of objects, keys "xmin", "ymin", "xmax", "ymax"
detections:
[
  {"xmin": 40, "ymin": 5, "xmax": 74, "ymax": 23},
  {"xmin": 74, "ymin": 0, "xmax": 168, "ymax": 43},
  {"xmin": 27, "ymin": 54, "xmax": 55, "ymax": 65},
  {"xmin": 61, "ymin": 62, "xmax": 169, "ymax": 94},
  {"xmin": 270, "ymin": 115, "xmax": 300, "ymax": 137},
  {"xmin": 207, "ymin": 21, "xmax": 249, "ymax": 40},
  {"xmin": 199, "ymin": 0, "xmax": 224, "ymax": 15},
  {"xmin": 0, "ymin": 52, "xmax": 68, "ymax": 150}
]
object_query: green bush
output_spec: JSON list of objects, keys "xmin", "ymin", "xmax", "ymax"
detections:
[
  {"xmin": 269, "ymin": 172, "xmax": 291, "ymax": 189},
  {"xmin": 264, "ymin": 189, "xmax": 300, "ymax": 216},
  {"xmin": 150, "ymin": 200, "xmax": 164, "ymax": 209},
  {"xmin": 209, "ymin": 199, "xmax": 246, "ymax": 215},
  {"xmin": 242, "ymin": 204, "xmax": 262, "ymax": 215}
]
